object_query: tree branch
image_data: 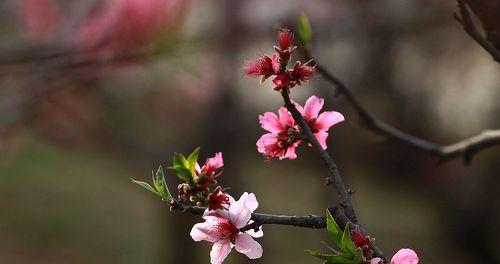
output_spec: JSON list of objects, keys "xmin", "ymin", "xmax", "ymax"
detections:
[
  {"xmin": 454, "ymin": 0, "xmax": 500, "ymax": 63},
  {"xmin": 280, "ymin": 88, "xmax": 357, "ymax": 224},
  {"xmin": 302, "ymin": 51, "xmax": 500, "ymax": 164},
  {"xmin": 170, "ymin": 200, "xmax": 326, "ymax": 229}
]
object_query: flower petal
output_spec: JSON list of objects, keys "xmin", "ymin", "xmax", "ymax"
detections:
[
  {"xmin": 210, "ymin": 239, "xmax": 232, "ymax": 264},
  {"xmin": 280, "ymin": 145, "xmax": 297, "ymax": 160},
  {"xmin": 278, "ymin": 107, "xmax": 294, "ymax": 127},
  {"xmin": 256, "ymin": 133, "xmax": 277, "ymax": 154},
  {"xmin": 228, "ymin": 196, "xmax": 252, "ymax": 228},
  {"xmin": 240, "ymin": 192, "xmax": 259, "ymax": 212},
  {"xmin": 235, "ymin": 233, "xmax": 263, "ymax": 259},
  {"xmin": 391, "ymin": 248, "xmax": 419, "ymax": 264},
  {"xmin": 304, "ymin": 96, "xmax": 324, "ymax": 121},
  {"xmin": 190, "ymin": 218, "xmax": 222, "ymax": 242},
  {"xmin": 315, "ymin": 111, "xmax": 344, "ymax": 131},
  {"xmin": 259, "ymin": 112, "xmax": 283, "ymax": 133},
  {"xmin": 314, "ymin": 131, "xmax": 329, "ymax": 150}
]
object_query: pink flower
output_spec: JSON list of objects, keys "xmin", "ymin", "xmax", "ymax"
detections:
[
  {"xmin": 77, "ymin": 0, "xmax": 187, "ymax": 51},
  {"xmin": 290, "ymin": 60, "xmax": 317, "ymax": 85},
  {"xmin": 294, "ymin": 96, "xmax": 344, "ymax": 149},
  {"xmin": 16, "ymin": 0, "xmax": 60, "ymax": 39},
  {"xmin": 195, "ymin": 152, "xmax": 224, "ymax": 187},
  {"xmin": 370, "ymin": 248, "xmax": 419, "ymax": 264},
  {"xmin": 190, "ymin": 193, "xmax": 263, "ymax": 264},
  {"xmin": 207, "ymin": 186, "xmax": 234, "ymax": 210},
  {"xmin": 257, "ymin": 107, "xmax": 301, "ymax": 160},
  {"xmin": 391, "ymin": 248, "xmax": 419, "ymax": 264},
  {"xmin": 243, "ymin": 53, "xmax": 275, "ymax": 82}
]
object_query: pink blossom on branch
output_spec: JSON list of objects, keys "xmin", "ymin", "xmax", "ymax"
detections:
[
  {"xmin": 371, "ymin": 248, "xmax": 419, "ymax": 264},
  {"xmin": 257, "ymin": 108, "xmax": 301, "ymax": 160},
  {"xmin": 190, "ymin": 193, "xmax": 263, "ymax": 264},
  {"xmin": 294, "ymin": 96, "xmax": 345, "ymax": 149},
  {"xmin": 207, "ymin": 186, "xmax": 234, "ymax": 211}
]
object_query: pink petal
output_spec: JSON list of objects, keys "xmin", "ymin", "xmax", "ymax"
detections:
[
  {"xmin": 228, "ymin": 197, "xmax": 252, "ymax": 229},
  {"xmin": 391, "ymin": 248, "xmax": 419, "ymax": 264},
  {"xmin": 190, "ymin": 218, "xmax": 223, "ymax": 242},
  {"xmin": 293, "ymin": 100, "xmax": 305, "ymax": 116},
  {"xmin": 281, "ymin": 145, "xmax": 297, "ymax": 160},
  {"xmin": 370, "ymin": 258, "xmax": 383, "ymax": 264},
  {"xmin": 246, "ymin": 223, "xmax": 263, "ymax": 238},
  {"xmin": 239, "ymin": 192, "xmax": 259, "ymax": 212},
  {"xmin": 259, "ymin": 112, "xmax": 283, "ymax": 133},
  {"xmin": 272, "ymin": 53, "xmax": 280, "ymax": 73},
  {"xmin": 304, "ymin": 96, "xmax": 324, "ymax": 121},
  {"xmin": 315, "ymin": 111, "xmax": 345, "ymax": 131},
  {"xmin": 256, "ymin": 133, "xmax": 278, "ymax": 154},
  {"xmin": 210, "ymin": 239, "xmax": 232, "ymax": 264},
  {"xmin": 278, "ymin": 107, "xmax": 294, "ymax": 127},
  {"xmin": 314, "ymin": 131, "xmax": 329, "ymax": 150},
  {"xmin": 235, "ymin": 233, "xmax": 263, "ymax": 259}
]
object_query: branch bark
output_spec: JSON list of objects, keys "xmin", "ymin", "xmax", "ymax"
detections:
[
  {"xmin": 454, "ymin": 0, "xmax": 500, "ymax": 63},
  {"xmin": 302, "ymin": 51, "xmax": 500, "ymax": 164}
]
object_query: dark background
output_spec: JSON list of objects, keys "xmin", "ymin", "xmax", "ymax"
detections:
[{"xmin": 0, "ymin": 0, "xmax": 498, "ymax": 263}]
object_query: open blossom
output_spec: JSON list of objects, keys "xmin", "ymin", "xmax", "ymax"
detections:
[
  {"xmin": 207, "ymin": 186, "xmax": 234, "ymax": 210},
  {"xmin": 290, "ymin": 60, "xmax": 317, "ymax": 85},
  {"xmin": 294, "ymin": 96, "xmax": 344, "ymax": 149},
  {"xmin": 257, "ymin": 107, "xmax": 301, "ymax": 160},
  {"xmin": 243, "ymin": 53, "xmax": 276, "ymax": 82},
  {"xmin": 371, "ymin": 248, "xmax": 419, "ymax": 264},
  {"xmin": 191, "ymin": 193, "xmax": 263, "ymax": 264}
]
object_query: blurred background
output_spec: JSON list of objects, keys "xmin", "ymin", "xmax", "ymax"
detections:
[{"xmin": 0, "ymin": 0, "xmax": 498, "ymax": 263}]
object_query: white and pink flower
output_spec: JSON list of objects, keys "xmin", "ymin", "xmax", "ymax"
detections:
[
  {"xmin": 294, "ymin": 95, "xmax": 345, "ymax": 149},
  {"xmin": 190, "ymin": 193, "xmax": 263, "ymax": 264}
]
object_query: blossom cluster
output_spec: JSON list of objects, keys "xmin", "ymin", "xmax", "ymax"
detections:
[
  {"xmin": 243, "ymin": 28, "xmax": 316, "ymax": 90},
  {"xmin": 257, "ymin": 95, "xmax": 344, "ymax": 160},
  {"xmin": 191, "ymin": 192, "xmax": 263, "ymax": 264}
]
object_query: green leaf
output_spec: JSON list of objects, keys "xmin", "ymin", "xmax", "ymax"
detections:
[
  {"xmin": 131, "ymin": 179, "xmax": 160, "ymax": 197},
  {"xmin": 187, "ymin": 147, "xmax": 200, "ymax": 172},
  {"xmin": 341, "ymin": 223, "xmax": 357, "ymax": 255},
  {"xmin": 326, "ymin": 210, "xmax": 343, "ymax": 247},
  {"xmin": 306, "ymin": 250, "xmax": 354, "ymax": 264},
  {"xmin": 168, "ymin": 165, "xmax": 194, "ymax": 184},
  {"xmin": 298, "ymin": 12, "xmax": 312, "ymax": 47},
  {"xmin": 172, "ymin": 153, "xmax": 188, "ymax": 168},
  {"xmin": 153, "ymin": 166, "xmax": 171, "ymax": 200},
  {"xmin": 351, "ymin": 248, "xmax": 364, "ymax": 264}
]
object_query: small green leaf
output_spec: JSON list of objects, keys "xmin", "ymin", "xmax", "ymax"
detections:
[
  {"xmin": 187, "ymin": 147, "xmax": 200, "ymax": 172},
  {"xmin": 298, "ymin": 12, "xmax": 312, "ymax": 48},
  {"xmin": 131, "ymin": 179, "xmax": 160, "ymax": 196},
  {"xmin": 168, "ymin": 165, "xmax": 194, "ymax": 184},
  {"xmin": 326, "ymin": 210, "xmax": 343, "ymax": 247},
  {"xmin": 153, "ymin": 166, "xmax": 171, "ymax": 200},
  {"xmin": 341, "ymin": 223, "xmax": 356, "ymax": 255},
  {"xmin": 306, "ymin": 250, "xmax": 353, "ymax": 264},
  {"xmin": 172, "ymin": 153, "xmax": 188, "ymax": 168}
]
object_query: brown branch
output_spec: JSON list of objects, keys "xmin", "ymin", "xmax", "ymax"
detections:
[
  {"xmin": 454, "ymin": 0, "xmax": 500, "ymax": 63},
  {"xmin": 170, "ymin": 200, "xmax": 387, "ymax": 261},
  {"xmin": 280, "ymin": 88, "xmax": 357, "ymax": 224},
  {"xmin": 170, "ymin": 200, "xmax": 326, "ymax": 229},
  {"xmin": 303, "ymin": 51, "xmax": 500, "ymax": 164}
]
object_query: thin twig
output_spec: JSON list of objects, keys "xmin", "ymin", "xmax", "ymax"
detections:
[
  {"xmin": 280, "ymin": 88, "xmax": 357, "ymax": 224},
  {"xmin": 454, "ymin": 0, "xmax": 500, "ymax": 63},
  {"xmin": 303, "ymin": 50, "xmax": 500, "ymax": 164}
]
